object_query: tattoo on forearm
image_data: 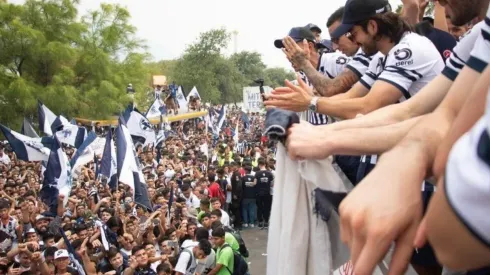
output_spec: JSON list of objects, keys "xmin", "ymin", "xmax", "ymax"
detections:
[{"xmin": 303, "ymin": 67, "xmax": 360, "ymax": 97}]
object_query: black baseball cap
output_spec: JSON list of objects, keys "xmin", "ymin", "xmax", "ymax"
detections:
[
  {"xmin": 274, "ymin": 27, "xmax": 317, "ymax": 49},
  {"xmin": 331, "ymin": 0, "xmax": 391, "ymax": 39},
  {"xmin": 305, "ymin": 23, "xmax": 322, "ymax": 34},
  {"xmin": 317, "ymin": 39, "xmax": 334, "ymax": 52}
]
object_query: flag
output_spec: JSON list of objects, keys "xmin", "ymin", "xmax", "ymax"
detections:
[
  {"xmin": 186, "ymin": 86, "xmax": 201, "ymax": 102},
  {"xmin": 59, "ymin": 229, "xmax": 86, "ymax": 275},
  {"xmin": 207, "ymin": 109, "xmax": 215, "ymax": 134},
  {"xmin": 100, "ymin": 129, "xmax": 117, "ymax": 191},
  {"xmin": 40, "ymin": 136, "xmax": 72, "ymax": 215},
  {"xmin": 70, "ymin": 118, "xmax": 77, "ymax": 125},
  {"xmin": 0, "ymin": 125, "xmax": 51, "ymax": 162},
  {"xmin": 241, "ymin": 112, "xmax": 250, "ymax": 131},
  {"xmin": 123, "ymin": 105, "xmax": 156, "ymax": 146},
  {"xmin": 146, "ymin": 98, "xmax": 165, "ymax": 119},
  {"xmin": 216, "ymin": 105, "xmax": 227, "ymax": 134},
  {"xmin": 38, "ymin": 100, "xmax": 58, "ymax": 136},
  {"xmin": 56, "ymin": 124, "xmax": 87, "ymax": 149},
  {"xmin": 233, "ymin": 122, "xmax": 239, "ymax": 145},
  {"xmin": 70, "ymin": 131, "xmax": 97, "ymax": 171},
  {"xmin": 167, "ymin": 186, "xmax": 174, "ymax": 226},
  {"xmin": 176, "ymin": 86, "xmax": 188, "ymax": 113},
  {"xmin": 21, "ymin": 118, "xmax": 39, "ymax": 138},
  {"xmin": 116, "ymin": 117, "xmax": 152, "ymax": 211}
]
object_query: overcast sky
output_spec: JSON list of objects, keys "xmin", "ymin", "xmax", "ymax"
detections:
[{"xmin": 11, "ymin": 0, "xmax": 402, "ymax": 69}]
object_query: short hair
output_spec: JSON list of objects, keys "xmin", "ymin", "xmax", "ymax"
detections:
[
  {"xmin": 42, "ymin": 233, "xmax": 55, "ymax": 243},
  {"xmin": 207, "ymin": 173, "xmax": 216, "ymax": 182},
  {"xmin": 200, "ymin": 197, "xmax": 210, "ymax": 206},
  {"xmin": 258, "ymin": 158, "xmax": 266, "ymax": 166},
  {"xmin": 211, "ymin": 220, "xmax": 223, "ymax": 231},
  {"xmin": 131, "ymin": 245, "xmax": 145, "ymax": 255},
  {"xmin": 201, "ymin": 213, "xmax": 211, "ymax": 220},
  {"xmin": 44, "ymin": 246, "xmax": 58, "ymax": 258},
  {"xmin": 195, "ymin": 228, "xmax": 209, "ymax": 241},
  {"xmin": 197, "ymin": 239, "xmax": 212, "ymax": 256},
  {"xmin": 211, "ymin": 227, "xmax": 225, "ymax": 238},
  {"xmin": 216, "ymin": 168, "xmax": 224, "ymax": 175},
  {"xmin": 181, "ymin": 184, "xmax": 191, "ymax": 193},
  {"xmin": 107, "ymin": 247, "xmax": 120, "ymax": 260},
  {"xmin": 209, "ymin": 197, "xmax": 220, "ymax": 204},
  {"xmin": 210, "ymin": 209, "xmax": 222, "ymax": 218},
  {"xmin": 327, "ymin": 6, "xmax": 345, "ymax": 27},
  {"xmin": 156, "ymin": 263, "xmax": 172, "ymax": 273}
]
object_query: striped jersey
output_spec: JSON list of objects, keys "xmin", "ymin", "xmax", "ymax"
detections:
[
  {"xmin": 467, "ymin": 8, "xmax": 490, "ymax": 73},
  {"xmin": 445, "ymin": 87, "xmax": 490, "ymax": 247},
  {"xmin": 357, "ymin": 32, "xmax": 445, "ymax": 180},
  {"xmin": 442, "ymin": 21, "xmax": 485, "ymax": 81},
  {"xmin": 346, "ymin": 49, "xmax": 373, "ymax": 78},
  {"xmin": 360, "ymin": 32, "xmax": 444, "ymax": 102},
  {"xmin": 308, "ymin": 52, "xmax": 349, "ymax": 125}
]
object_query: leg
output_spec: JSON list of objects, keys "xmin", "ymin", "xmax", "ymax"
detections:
[
  {"xmin": 249, "ymin": 199, "xmax": 257, "ymax": 226},
  {"xmin": 241, "ymin": 200, "xmax": 249, "ymax": 226},
  {"xmin": 256, "ymin": 196, "xmax": 265, "ymax": 226},
  {"xmin": 264, "ymin": 195, "xmax": 272, "ymax": 227}
]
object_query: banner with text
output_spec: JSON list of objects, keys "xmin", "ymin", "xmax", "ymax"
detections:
[{"xmin": 242, "ymin": 86, "xmax": 272, "ymax": 112}]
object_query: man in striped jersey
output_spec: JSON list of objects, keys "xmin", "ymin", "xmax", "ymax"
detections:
[
  {"xmin": 275, "ymin": 27, "xmax": 349, "ymax": 126},
  {"xmin": 332, "ymin": 2, "xmax": 490, "ymax": 274}
]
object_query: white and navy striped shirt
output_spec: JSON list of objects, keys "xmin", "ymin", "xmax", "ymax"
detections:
[
  {"xmin": 236, "ymin": 142, "xmax": 246, "ymax": 155},
  {"xmin": 467, "ymin": 9, "xmax": 490, "ymax": 73},
  {"xmin": 346, "ymin": 49, "xmax": 373, "ymax": 78},
  {"xmin": 442, "ymin": 21, "xmax": 485, "ymax": 81},
  {"xmin": 308, "ymin": 52, "xmax": 349, "ymax": 125},
  {"xmin": 359, "ymin": 32, "xmax": 445, "ymax": 168}
]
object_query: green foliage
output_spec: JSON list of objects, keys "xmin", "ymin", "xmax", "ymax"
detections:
[
  {"xmin": 264, "ymin": 67, "xmax": 296, "ymax": 88},
  {"xmin": 0, "ymin": 0, "xmax": 150, "ymax": 130}
]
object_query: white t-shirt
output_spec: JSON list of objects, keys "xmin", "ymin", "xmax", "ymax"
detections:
[
  {"xmin": 346, "ymin": 48, "xmax": 373, "ymax": 78},
  {"xmin": 442, "ymin": 21, "xmax": 485, "ymax": 81},
  {"xmin": 0, "ymin": 153, "xmax": 10, "ymax": 165},
  {"xmin": 196, "ymin": 248, "xmax": 216, "ymax": 275},
  {"xmin": 185, "ymin": 193, "xmax": 201, "ymax": 209},
  {"xmin": 174, "ymin": 241, "xmax": 198, "ymax": 275},
  {"xmin": 445, "ymin": 87, "xmax": 490, "ymax": 247},
  {"xmin": 220, "ymin": 209, "xmax": 230, "ymax": 227}
]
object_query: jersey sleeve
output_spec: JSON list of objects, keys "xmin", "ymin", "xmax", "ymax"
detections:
[
  {"xmin": 442, "ymin": 21, "xmax": 485, "ymax": 81},
  {"xmin": 467, "ymin": 9, "xmax": 490, "ymax": 73},
  {"xmin": 377, "ymin": 41, "xmax": 440, "ymax": 99},
  {"xmin": 346, "ymin": 52, "xmax": 372, "ymax": 78},
  {"xmin": 319, "ymin": 53, "xmax": 349, "ymax": 79},
  {"xmin": 359, "ymin": 55, "xmax": 382, "ymax": 90}
]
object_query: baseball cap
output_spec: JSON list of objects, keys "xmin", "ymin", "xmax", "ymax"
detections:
[
  {"xmin": 317, "ymin": 39, "xmax": 334, "ymax": 52},
  {"xmin": 305, "ymin": 23, "xmax": 322, "ymax": 34},
  {"xmin": 331, "ymin": 0, "xmax": 391, "ymax": 39},
  {"xmin": 274, "ymin": 27, "xmax": 317, "ymax": 49},
  {"xmin": 54, "ymin": 249, "xmax": 69, "ymax": 260},
  {"xmin": 35, "ymin": 215, "xmax": 51, "ymax": 222}
]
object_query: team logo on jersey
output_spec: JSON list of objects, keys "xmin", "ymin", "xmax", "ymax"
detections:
[
  {"xmin": 336, "ymin": 57, "xmax": 347, "ymax": 65},
  {"xmin": 394, "ymin": 48, "xmax": 412, "ymax": 61}
]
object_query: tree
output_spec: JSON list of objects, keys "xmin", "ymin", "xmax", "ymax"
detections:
[
  {"xmin": 229, "ymin": 51, "xmax": 266, "ymax": 86},
  {"xmin": 264, "ymin": 67, "xmax": 296, "ymax": 88},
  {"xmin": 0, "ymin": 0, "xmax": 150, "ymax": 129}
]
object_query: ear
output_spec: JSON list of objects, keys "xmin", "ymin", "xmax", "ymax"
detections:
[{"xmin": 368, "ymin": 19, "xmax": 378, "ymax": 36}]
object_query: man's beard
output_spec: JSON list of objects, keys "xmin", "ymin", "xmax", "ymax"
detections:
[{"xmin": 361, "ymin": 39, "xmax": 378, "ymax": 56}]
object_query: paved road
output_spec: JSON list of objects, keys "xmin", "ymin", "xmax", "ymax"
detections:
[{"xmin": 240, "ymin": 227, "xmax": 269, "ymax": 275}]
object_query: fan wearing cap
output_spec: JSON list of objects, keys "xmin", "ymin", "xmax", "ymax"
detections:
[
  {"xmin": 53, "ymin": 249, "xmax": 77, "ymax": 275},
  {"xmin": 305, "ymin": 23, "xmax": 322, "ymax": 42},
  {"xmin": 273, "ymin": 27, "xmax": 349, "ymax": 125}
]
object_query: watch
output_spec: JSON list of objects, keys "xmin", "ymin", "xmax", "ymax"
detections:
[{"xmin": 309, "ymin": 97, "xmax": 319, "ymax": 112}]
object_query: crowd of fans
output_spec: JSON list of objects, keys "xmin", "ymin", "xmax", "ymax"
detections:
[{"xmin": 0, "ymin": 107, "xmax": 274, "ymax": 275}]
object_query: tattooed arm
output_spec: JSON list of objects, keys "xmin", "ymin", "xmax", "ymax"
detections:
[{"xmin": 301, "ymin": 63, "xmax": 361, "ymax": 97}]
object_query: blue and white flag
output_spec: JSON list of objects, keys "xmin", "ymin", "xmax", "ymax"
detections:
[
  {"xmin": 186, "ymin": 86, "xmax": 201, "ymax": 102},
  {"xmin": 70, "ymin": 131, "xmax": 97, "ymax": 172},
  {"xmin": 56, "ymin": 124, "xmax": 87, "ymax": 149},
  {"xmin": 59, "ymin": 229, "xmax": 86, "ymax": 275},
  {"xmin": 176, "ymin": 86, "xmax": 188, "ymax": 113},
  {"xmin": 207, "ymin": 109, "xmax": 215, "ymax": 134},
  {"xmin": 233, "ymin": 123, "xmax": 239, "ymax": 145},
  {"xmin": 40, "ymin": 136, "xmax": 72, "ymax": 215},
  {"xmin": 116, "ymin": 117, "xmax": 152, "ymax": 211},
  {"xmin": 0, "ymin": 124, "xmax": 51, "ymax": 162},
  {"xmin": 241, "ymin": 112, "xmax": 250, "ymax": 132},
  {"xmin": 37, "ymin": 100, "xmax": 58, "ymax": 136},
  {"xmin": 146, "ymin": 99, "xmax": 166, "ymax": 119},
  {"xmin": 21, "ymin": 118, "xmax": 39, "ymax": 138},
  {"xmin": 216, "ymin": 105, "xmax": 227, "ymax": 134},
  {"xmin": 100, "ymin": 129, "xmax": 117, "ymax": 191},
  {"xmin": 123, "ymin": 105, "xmax": 156, "ymax": 146}
]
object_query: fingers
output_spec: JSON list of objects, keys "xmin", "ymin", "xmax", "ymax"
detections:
[
  {"xmin": 354, "ymin": 229, "xmax": 393, "ymax": 275},
  {"xmin": 413, "ymin": 216, "xmax": 428, "ymax": 248},
  {"xmin": 388, "ymin": 226, "xmax": 417, "ymax": 275}
]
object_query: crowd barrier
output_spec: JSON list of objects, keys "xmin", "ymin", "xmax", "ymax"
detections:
[{"xmin": 74, "ymin": 110, "xmax": 208, "ymax": 126}]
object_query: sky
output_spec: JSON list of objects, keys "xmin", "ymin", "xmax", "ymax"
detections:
[{"xmin": 11, "ymin": 0, "xmax": 402, "ymax": 69}]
